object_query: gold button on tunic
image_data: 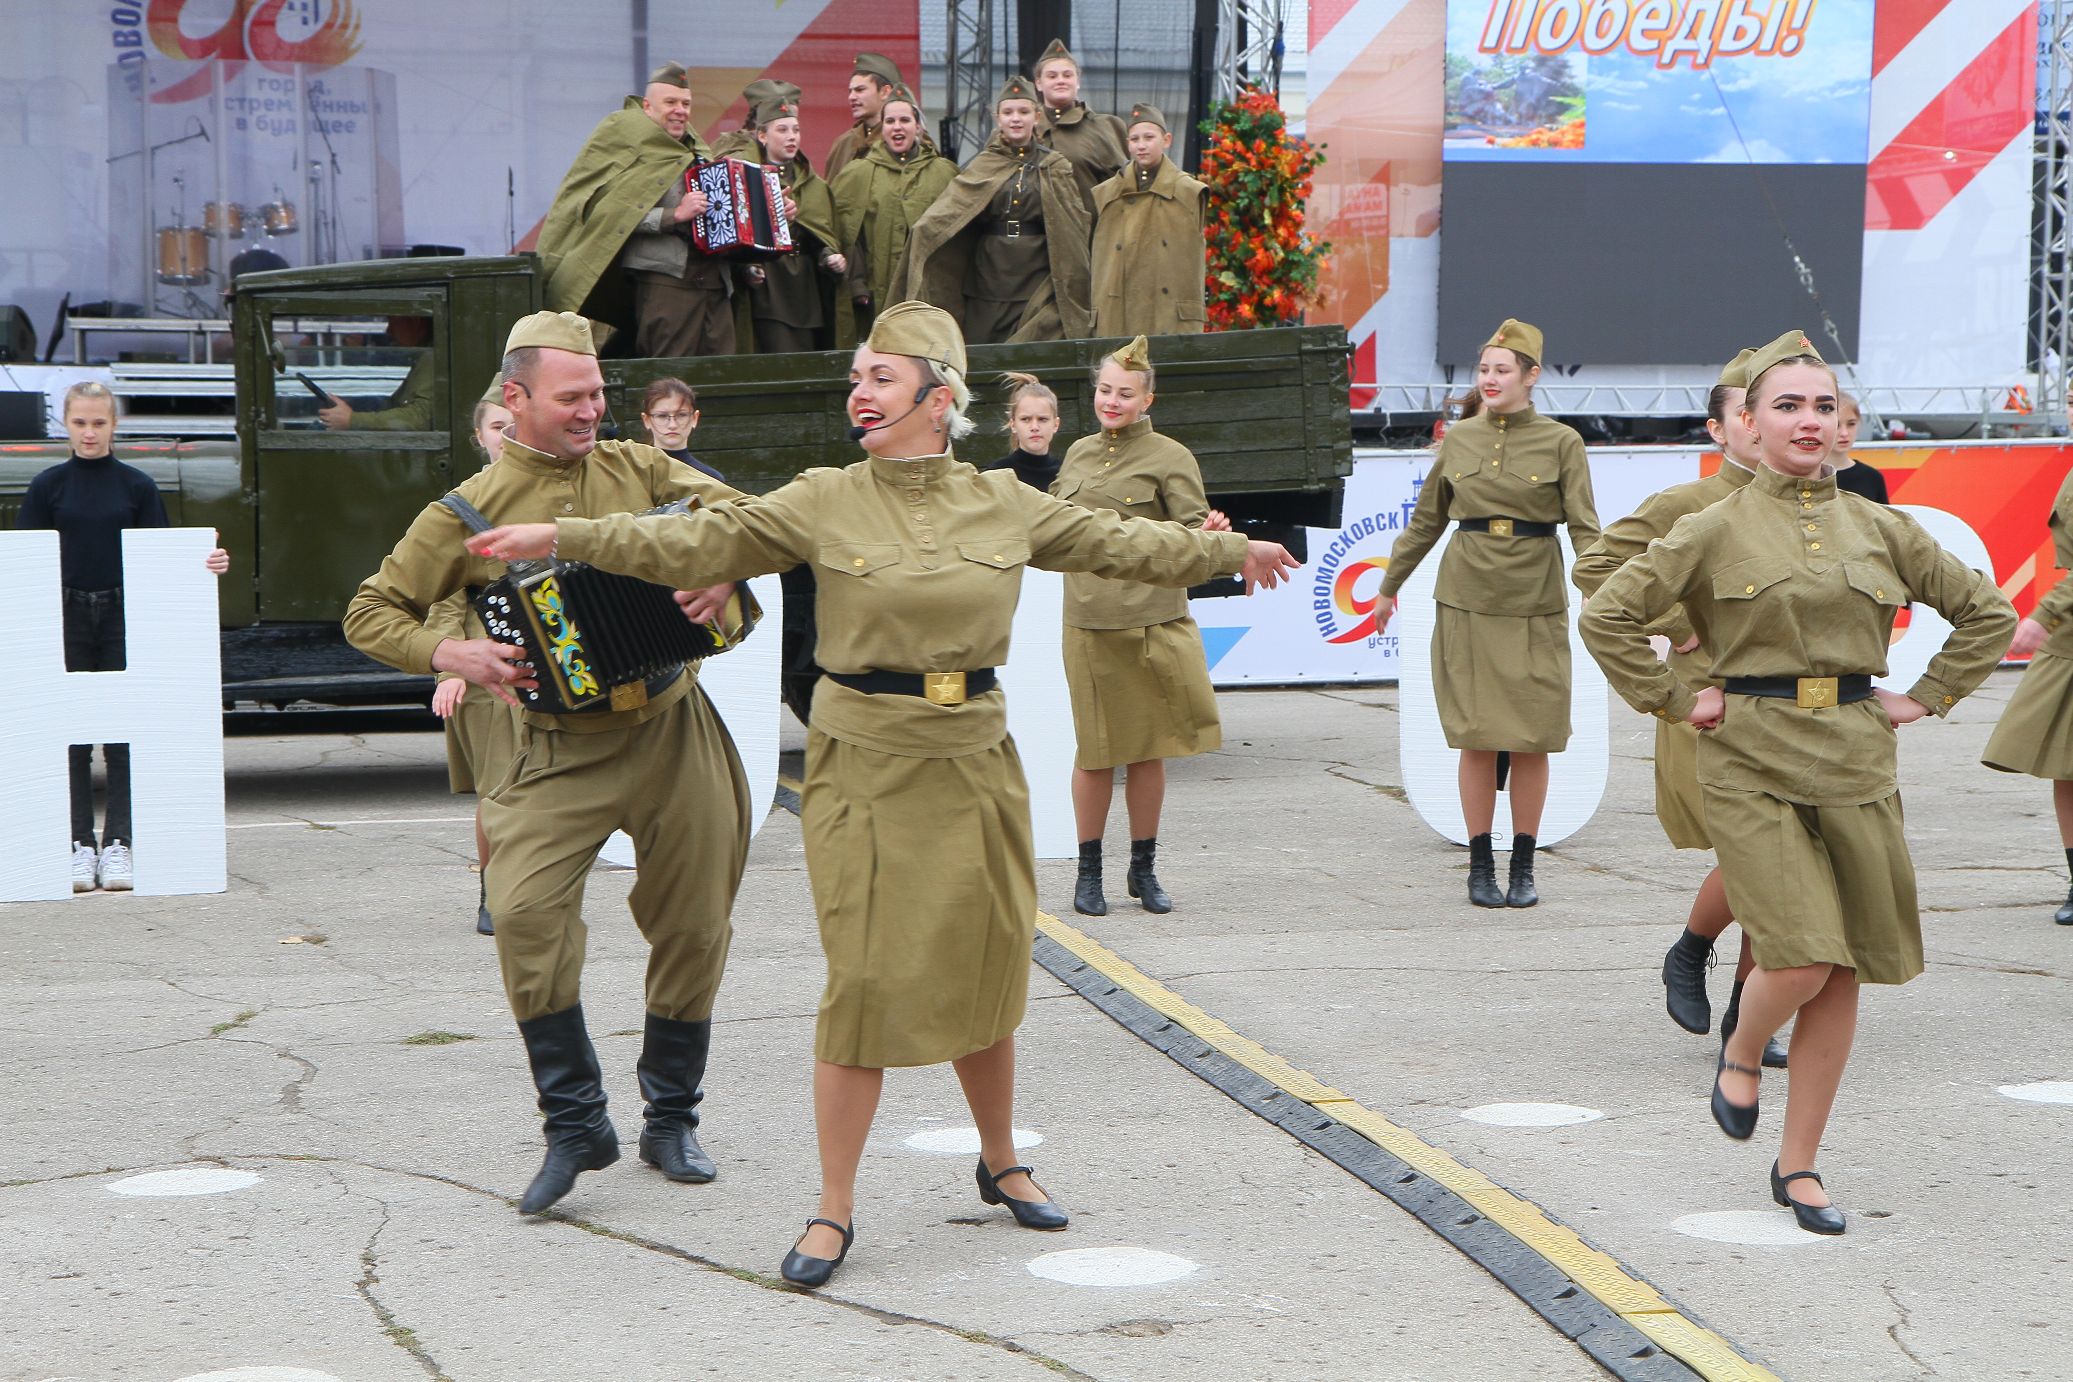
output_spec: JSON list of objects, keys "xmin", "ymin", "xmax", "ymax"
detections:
[
  {"xmin": 1983, "ymin": 466, "xmax": 2073, "ymax": 778},
  {"xmin": 1380, "ymin": 405, "xmax": 1601, "ymax": 752}
]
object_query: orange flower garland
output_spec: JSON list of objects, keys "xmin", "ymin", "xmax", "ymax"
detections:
[{"xmin": 1199, "ymin": 85, "xmax": 1329, "ymax": 330}]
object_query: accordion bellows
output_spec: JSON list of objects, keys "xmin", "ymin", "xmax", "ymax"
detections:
[{"xmin": 686, "ymin": 158, "xmax": 796, "ymax": 260}]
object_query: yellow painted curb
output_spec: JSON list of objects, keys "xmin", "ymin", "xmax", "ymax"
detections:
[{"xmin": 1035, "ymin": 913, "xmax": 1781, "ymax": 1382}]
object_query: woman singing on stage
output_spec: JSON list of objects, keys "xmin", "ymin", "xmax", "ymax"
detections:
[
  {"xmin": 1375, "ymin": 319, "xmax": 1600, "ymax": 907},
  {"xmin": 464, "ymin": 302, "xmax": 1297, "ymax": 1287},
  {"xmin": 1581, "ymin": 331, "xmax": 2013, "ymax": 1233}
]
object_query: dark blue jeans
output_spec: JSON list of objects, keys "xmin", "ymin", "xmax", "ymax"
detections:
[{"xmin": 63, "ymin": 587, "xmax": 130, "ymax": 848}]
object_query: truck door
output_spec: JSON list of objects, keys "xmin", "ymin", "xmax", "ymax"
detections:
[{"xmin": 242, "ymin": 287, "xmax": 460, "ymax": 621}]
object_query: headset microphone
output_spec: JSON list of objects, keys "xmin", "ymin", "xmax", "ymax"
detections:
[{"xmin": 846, "ymin": 382, "xmax": 938, "ymax": 443}]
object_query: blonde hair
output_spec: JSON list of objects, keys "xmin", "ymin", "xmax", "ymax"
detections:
[
  {"xmin": 470, "ymin": 396, "xmax": 511, "ymax": 458},
  {"xmin": 62, "ymin": 380, "xmax": 119, "ymax": 419},
  {"xmin": 1000, "ymin": 371, "xmax": 1058, "ymax": 433},
  {"xmin": 920, "ymin": 360, "xmax": 977, "ymax": 441}
]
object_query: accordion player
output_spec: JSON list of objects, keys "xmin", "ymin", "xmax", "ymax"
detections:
[
  {"xmin": 684, "ymin": 157, "xmax": 796, "ymax": 260},
  {"xmin": 445, "ymin": 495, "xmax": 761, "ymax": 715}
]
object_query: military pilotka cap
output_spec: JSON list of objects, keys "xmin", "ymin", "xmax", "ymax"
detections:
[
  {"xmin": 882, "ymin": 83, "xmax": 925, "ymax": 120},
  {"xmin": 868, "ymin": 301, "xmax": 967, "ymax": 381},
  {"xmin": 1743, "ymin": 329, "xmax": 1827, "ymax": 393},
  {"xmin": 751, "ymin": 96, "xmax": 799, "ymax": 127},
  {"xmin": 1127, "ymin": 102, "xmax": 1168, "ymax": 133},
  {"xmin": 741, "ymin": 77, "xmax": 802, "ymax": 108},
  {"xmin": 996, "ymin": 74, "xmax": 1040, "ymax": 106},
  {"xmin": 648, "ymin": 62, "xmax": 691, "ymax": 90},
  {"xmin": 504, "ymin": 310, "xmax": 597, "ymax": 357},
  {"xmin": 853, "ymin": 52, "xmax": 902, "ymax": 87},
  {"xmin": 1110, "ymin": 335, "xmax": 1152, "ymax": 374},
  {"xmin": 1484, "ymin": 318, "xmax": 1544, "ymax": 365},
  {"xmin": 1035, "ymin": 38, "xmax": 1080, "ymax": 71},
  {"xmin": 1716, "ymin": 347, "xmax": 1757, "ymax": 391}
]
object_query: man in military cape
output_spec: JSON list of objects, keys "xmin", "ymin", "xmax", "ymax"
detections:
[
  {"xmin": 1090, "ymin": 104, "xmax": 1208, "ymax": 336},
  {"xmin": 825, "ymin": 52, "xmax": 904, "ymax": 179},
  {"xmin": 893, "ymin": 75, "xmax": 1093, "ymax": 344},
  {"xmin": 1032, "ymin": 38, "xmax": 1128, "ymax": 206},
  {"xmin": 535, "ymin": 63, "xmax": 723, "ymax": 354},
  {"xmin": 831, "ymin": 85, "xmax": 956, "ymax": 341}
]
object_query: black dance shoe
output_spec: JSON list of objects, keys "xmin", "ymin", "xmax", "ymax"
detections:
[
  {"xmin": 1127, "ymin": 837, "xmax": 1174, "ymax": 914},
  {"xmin": 1661, "ymin": 932, "xmax": 1714, "ymax": 1035},
  {"xmin": 476, "ymin": 874, "xmax": 495, "ymax": 936},
  {"xmin": 1710, "ymin": 1055, "xmax": 1760, "ymax": 1140},
  {"xmin": 1073, "ymin": 840, "xmax": 1108, "ymax": 917},
  {"xmin": 976, "ymin": 1158, "xmax": 1070, "ymax": 1230},
  {"xmin": 1771, "ymin": 1161, "xmax": 1846, "ymax": 1235},
  {"xmin": 780, "ymin": 1218, "xmax": 854, "ymax": 1288},
  {"xmin": 2056, "ymin": 883, "xmax": 2073, "ymax": 925},
  {"xmin": 1505, "ymin": 834, "xmax": 1539, "ymax": 908},
  {"xmin": 1467, "ymin": 834, "xmax": 1505, "ymax": 908}
]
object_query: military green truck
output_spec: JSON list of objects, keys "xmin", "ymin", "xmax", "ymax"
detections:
[{"xmin": 1, "ymin": 255, "xmax": 1352, "ymax": 707}]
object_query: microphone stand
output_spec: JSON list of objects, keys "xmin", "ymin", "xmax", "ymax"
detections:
[{"xmin": 305, "ymin": 76, "xmax": 345, "ymax": 263}]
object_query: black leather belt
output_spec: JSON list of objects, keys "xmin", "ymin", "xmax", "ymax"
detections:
[
  {"xmin": 828, "ymin": 668, "xmax": 998, "ymax": 705},
  {"xmin": 987, "ymin": 220, "xmax": 1039, "ymax": 237},
  {"xmin": 1724, "ymin": 675, "xmax": 1873, "ymax": 709},
  {"xmin": 1458, "ymin": 517, "xmax": 1556, "ymax": 537},
  {"xmin": 565, "ymin": 665, "xmax": 684, "ymax": 714}
]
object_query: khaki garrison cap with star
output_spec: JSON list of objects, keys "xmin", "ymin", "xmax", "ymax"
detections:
[
  {"xmin": 504, "ymin": 311, "xmax": 597, "ymax": 357},
  {"xmin": 1484, "ymin": 318, "xmax": 1543, "ymax": 364},
  {"xmin": 1715, "ymin": 347, "xmax": 1757, "ymax": 391},
  {"xmin": 853, "ymin": 52, "xmax": 902, "ymax": 87},
  {"xmin": 1743, "ymin": 329, "xmax": 1827, "ymax": 393},
  {"xmin": 1127, "ymin": 103, "xmax": 1168, "ymax": 133},
  {"xmin": 1109, "ymin": 335, "xmax": 1152, "ymax": 374},
  {"xmin": 648, "ymin": 62, "xmax": 691, "ymax": 89},
  {"xmin": 868, "ymin": 301, "xmax": 967, "ymax": 380},
  {"xmin": 1035, "ymin": 38, "xmax": 1080, "ymax": 71}
]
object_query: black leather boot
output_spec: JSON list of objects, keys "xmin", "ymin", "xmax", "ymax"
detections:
[
  {"xmin": 2057, "ymin": 848, "xmax": 2073, "ymax": 925},
  {"xmin": 1505, "ymin": 833, "xmax": 1540, "ymax": 908},
  {"xmin": 476, "ymin": 872, "xmax": 494, "ymax": 937},
  {"xmin": 637, "ymin": 1013, "xmax": 716, "ymax": 1183},
  {"xmin": 1073, "ymin": 839, "xmax": 1108, "ymax": 916},
  {"xmin": 1720, "ymin": 982, "xmax": 1789, "ymax": 1069},
  {"xmin": 515, "ymin": 1003, "xmax": 619, "ymax": 1215},
  {"xmin": 1126, "ymin": 837, "xmax": 1173, "ymax": 914},
  {"xmin": 1661, "ymin": 928, "xmax": 1714, "ymax": 1035},
  {"xmin": 1467, "ymin": 833, "xmax": 1505, "ymax": 908}
]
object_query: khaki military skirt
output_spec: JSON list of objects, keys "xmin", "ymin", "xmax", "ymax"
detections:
[
  {"xmin": 1703, "ymin": 786, "xmax": 1922, "ymax": 985},
  {"xmin": 1653, "ymin": 716, "xmax": 1711, "ymax": 851},
  {"xmin": 1063, "ymin": 617, "xmax": 1222, "ymax": 771},
  {"xmin": 1982, "ymin": 651, "xmax": 2073, "ymax": 779},
  {"xmin": 444, "ymin": 687, "xmax": 521, "ymax": 795},
  {"xmin": 1432, "ymin": 605, "xmax": 1572, "ymax": 753},
  {"xmin": 802, "ymin": 729, "xmax": 1038, "ymax": 1068}
]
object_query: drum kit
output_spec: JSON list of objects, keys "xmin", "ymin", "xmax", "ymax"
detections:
[{"xmin": 155, "ymin": 175, "xmax": 298, "ymax": 287}]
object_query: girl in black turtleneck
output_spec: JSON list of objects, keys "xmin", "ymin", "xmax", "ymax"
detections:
[
  {"xmin": 17, "ymin": 382, "xmax": 229, "ymax": 893},
  {"xmin": 983, "ymin": 371, "xmax": 1061, "ymax": 489},
  {"xmin": 640, "ymin": 377, "xmax": 725, "ymax": 481}
]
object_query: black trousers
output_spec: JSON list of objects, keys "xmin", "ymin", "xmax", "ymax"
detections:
[{"xmin": 63, "ymin": 587, "xmax": 130, "ymax": 847}]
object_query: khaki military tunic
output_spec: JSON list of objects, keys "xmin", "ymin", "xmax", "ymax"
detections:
[
  {"xmin": 1573, "ymin": 458, "xmax": 1756, "ymax": 848},
  {"xmin": 1381, "ymin": 405, "xmax": 1601, "ymax": 752},
  {"xmin": 552, "ymin": 453, "xmax": 1248, "ymax": 1067},
  {"xmin": 965, "ymin": 145, "xmax": 1053, "ymax": 347},
  {"xmin": 343, "ymin": 437, "xmax": 754, "ymax": 1023},
  {"xmin": 1091, "ymin": 158, "xmax": 1208, "ymax": 337},
  {"xmin": 1040, "ymin": 102, "xmax": 1128, "ymax": 205},
  {"xmin": 347, "ymin": 353, "xmax": 437, "ymax": 431},
  {"xmin": 1983, "ymin": 466, "xmax": 2073, "ymax": 778},
  {"xmin": 1051, "ymin": 419, "xmax": 1221, "ymax": 769},
  {"xmin": 825, "ymin": 120, "xmax": 878, "ymax": 180},
  {"xmin": 1581, "ymin": 463, "xmax": 2015, "ymax": 984}
]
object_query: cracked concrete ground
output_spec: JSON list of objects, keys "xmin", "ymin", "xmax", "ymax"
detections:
[{"xmin": 4, "ymin": 672, "xmax": 2067, "ymax": 1380}]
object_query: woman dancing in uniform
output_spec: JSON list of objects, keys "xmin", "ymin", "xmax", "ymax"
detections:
[{"xmin": 1581, "ymin": 331, "xmax": 2013, "ymax": 1232}]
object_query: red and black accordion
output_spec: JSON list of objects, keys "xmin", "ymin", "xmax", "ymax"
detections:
[
  {"xmin": 684, "ymin": 158, "xmax": 795, "ymax": 260},
  {"xmin": 444, "ymin": 496, "xmax": 760, "ymax": 716}
]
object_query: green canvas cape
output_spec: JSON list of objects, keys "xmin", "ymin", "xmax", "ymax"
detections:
[
  {"xmin": 536, "ymin": 98, "xmax": 710, "ymax": 329},
  {"xmin": 831, "ymin": 141, "xmax": 958, "ymax": 327},
  {"xmin": 729, "ymin": 145, "xmax": 846, "ymax": 352},
  {"xmin": 891, "ymin": 134, "xmax": 1093, "ymax": 342}
]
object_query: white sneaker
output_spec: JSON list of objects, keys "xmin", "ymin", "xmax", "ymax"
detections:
[
  {"xmin": 72, "ymin": 842, "xmax": 98, "ymax": 893},
  {"xmin": 98, "ymin": 842, "xmax": 134, "ymax": 892}
]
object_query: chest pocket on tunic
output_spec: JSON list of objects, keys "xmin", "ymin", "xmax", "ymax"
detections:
[
  {"xmin": 818, "ymin": 542, "xmax": 902, "ymax": 577},
  {"xmin": 1842, "ymin": 561, "xmax": 1907, "ymax": 609},
  {"xmin": 1051, "ymin": 475, "xmax": 1084, "ymax": 503},
  {"xmin": 1712, "ymin": 558, "xmax": 1793, "ymax": 604},
  {"xmin": 957, "ymin": 538, "xmax": 1030, "ymax": 571},
  {"xmin": 1499, "ymin": 450, "xmax": 1553, "ymax": 486}
]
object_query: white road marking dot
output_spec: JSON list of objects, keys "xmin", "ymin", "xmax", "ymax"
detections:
[
  {"xmin": 902, "ymin": 1126, "xmax": 1042, "ymax": 1155},
  {"xmin": 171, "ymin": 1370, "xmax": 347, "ymax": 1382},
  {"xmin": 1671, "ymin": 1211, "xmax": 1827, "ymax": 1246},
  {"xmin": 1460, "ymin": 1103, "xmax": 1604, "ymax": 1127},
  {"xmin": 1997, "ymin": 1081, "xmax": 2073, "ymax": 1105},
  {"xmin": 109, "ymin": 1168, "xmax": 262, "ymax": 1198},
  {"xmin": 1029, "ymin": 1246, "xmax": 1200, "ymax": 1287}
]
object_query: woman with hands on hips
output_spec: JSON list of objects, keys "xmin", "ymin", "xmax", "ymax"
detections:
[
  {"xmin": 1578, "ymin": 331, "xmax": 2014, "ymax": 1235},
  {"xmin": 466, "ymin": 301, "xmax": 1298, "ymax": 1290}
]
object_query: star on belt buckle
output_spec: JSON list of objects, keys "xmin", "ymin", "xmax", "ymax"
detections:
[
  {"xmin": 1795, "ymin": 676, "xmax": 1838, "ymax": 709},
  {"xmin": 1487, "ymin": 517, "xmax": 1514, "ymax": 538},
  {"xmin": 924, "ymin": 672, "xmax": 968, "ymax": 705},
  {"xmin": 1004, "ymin": 219, "xmax": 1021, "ymax": 239}
]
